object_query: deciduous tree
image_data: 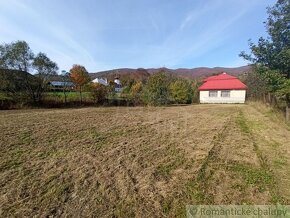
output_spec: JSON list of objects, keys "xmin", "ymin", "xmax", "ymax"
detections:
[
  {"xmin": 0, "ymin": 40, "xmax": 34, "ymax": 72},
  {"xmin": 143, "ymin": 72, "xmax": 172, "ymax": 106},
  {"xmin": 60, "ymin": 70, "xmax": 71, "ymax": 104},
  {"xmin": 240, "ymin": 0, "xmax": 290, "ymax": 119},
  {"xmin": 169, "ymin": 79, "xmax": 193, "ymax": 104},
  {"xmin": 32, "ymin": 52, "xmax": 58, "ymax": 102},
  {"xmin": 69, "ymin": 64, "xmax": 90, "ymax": 103},
  {"xmin": 90, "ymin": 83, "xmax": 108, "ymax": 103},
  {"xmin": 130, "ymin": 81, "xmax": 143, "ymax": 104}
]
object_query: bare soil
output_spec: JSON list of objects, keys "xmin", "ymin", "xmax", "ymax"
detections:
[{"xmin": 0, "ymin": 104, "xmax": 289, "ymax": 217}]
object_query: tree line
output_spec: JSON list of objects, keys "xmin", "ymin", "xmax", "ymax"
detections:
[
  {"xmin": 64, "ymin": 68, "xmax": 200, "ymax": 106},
  {"xmin": 0, "ymin": 42, "xmax": 199, "ymax": 108}
]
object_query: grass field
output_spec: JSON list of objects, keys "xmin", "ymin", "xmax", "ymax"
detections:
[
  {"xmin": 0, "ymin": 103, "xmax": 290, "ymax": 217},
  {"xmin": 45, "ymin": 91, "xmax": 92, "ymax": 102}
]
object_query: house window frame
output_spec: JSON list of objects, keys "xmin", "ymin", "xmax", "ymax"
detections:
[
  {"xmin": 209, "ymin": 90, "xmax": 218, "ymax": 97},
  {"xmin": 221, "ymin": 90, "xmax": 231, "ymax": 98}
]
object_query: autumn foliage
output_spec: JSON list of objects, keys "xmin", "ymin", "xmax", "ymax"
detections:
[
  {"xmin": 91, "ymin": 83, "xmax": 108, "ymax": 103},
  {"xmin": 69, "ymin": 64, "xmax": 90, "ymax": 103}
]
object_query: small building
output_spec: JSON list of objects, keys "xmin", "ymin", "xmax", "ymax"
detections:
[
  {"xmin": 49, "ymin": 81, "xmax": 74, "ymax": 90},
  {"xmin": 92, "ymin": 77, "xmax": 123, "ymax": 93},
  {"xmin": 114, "ymin": 77, "xmax": 123, "ymax": 93},
  {"xmin": 198, "ymin": 72, "xmax": 247, "ymax": 104},
  {"xmin": 92, "ymin": 78, "xmax": 108, "ymax": 86}
]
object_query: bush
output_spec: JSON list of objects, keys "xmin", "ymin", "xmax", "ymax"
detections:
[
  {"xmin": 191, "ymin": 80, "xmax": 201, "ymax": 103},
  {"xmin": 130, "ymin": 81, "xmax": 143, "ymax": 104},
  {"xmin": 90, "ymin": 83, "xmax": 108, "ymax": 103},
  {"xmin": 0, "ymin": 69, "xmax": 39, "ymax": 105},
  {"xmin": 143, "ymin": 72, "xmax": 172, "ymax": 106},
  {"xmin": 169, "ymin": 79, "xmax": 193, "ymax": 104}
]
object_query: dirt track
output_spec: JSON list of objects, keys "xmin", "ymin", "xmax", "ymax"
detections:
[{"xmin": 0, "ymin": 104, "xmax": 289, "ymax": 217}]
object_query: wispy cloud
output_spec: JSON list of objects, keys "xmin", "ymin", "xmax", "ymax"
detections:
[{"xmin": 0, "ymin": 0, "xmax": 275, "ymax": 71}]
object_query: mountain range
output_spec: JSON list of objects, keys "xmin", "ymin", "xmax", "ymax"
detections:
[{"xmin": 90, "ymin": 65, "xmax": 252, "ymax": 81}]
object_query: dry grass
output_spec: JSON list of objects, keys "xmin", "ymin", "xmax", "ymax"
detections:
[{"xmin": 0, "ymin": 104, "xmax": 289, "ymax": 217}]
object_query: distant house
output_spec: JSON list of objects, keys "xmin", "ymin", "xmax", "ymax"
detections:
[
  {"xmin": 92, "ymin": 77, "xmax": 123, "ymax": 93},
  {"xmin": 198, "ymin": 72, "xmax": 247, "ymax": 104},
  {"xmin": 92, "ymin": 78, "xmax": 108, "ymax": 86},
  {"xmin": 114, "ymin": 77, "xmax": 123, "ymax": 93},
  {"xmin": 49, "ymin": 81, "xmax": 74, "ymax": 90}
]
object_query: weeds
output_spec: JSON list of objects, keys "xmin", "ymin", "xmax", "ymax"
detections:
[
  {"xmin": 229, "ymin": 163, "xmax": 273, "ymax": 192},
  {"xmin": 236, "ymin": 111, "xmax": 251, "ymax": 133}
]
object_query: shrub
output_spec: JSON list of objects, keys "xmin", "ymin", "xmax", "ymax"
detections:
[
  {"xmin": 0, "ymin": 69, "xmax": 39, "ymax": 105},
  {"xmin": 143, "ymin": 72, "xmax": 172, "ymax": 106},
  {"xmin": 169, "ymin": 79, "xmax": 193, "ymax": 104},
  {"xmin": 191, "ymin": 80, "xmax": 201, "ymax": 103},
  {"xmin": 90, "ymin": 83, "xmax": 108, "ymax": 103},
  {"xmin": 130, "ymin": 81, "xmax": 143, "ymax": 104}
]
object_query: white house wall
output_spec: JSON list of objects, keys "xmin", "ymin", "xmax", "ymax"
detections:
[{"xmin": 200, "ymin": 90, "xmax": 246, "ymax": 104}]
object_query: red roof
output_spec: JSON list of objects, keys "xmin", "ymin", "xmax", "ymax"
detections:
[
  {"xmin": 203, "ymin": 73, "xmax": 237, "ymax": 82},
  {"xmin": 199, "ymin": 72, "xmax": 247, "ymax": 90}
]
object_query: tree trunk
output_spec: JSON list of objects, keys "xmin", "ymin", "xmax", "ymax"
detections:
[
  {"xmin": 269, "ymin": 93, "xmax": 273, "ymax": 105},
  {"xmin": 263, "ymin": 93, "xmax": 266, "ymax": 103},
  {"xmin": 63, "ymin": 88, "xmax": 67, "ymax": 104},
  {"xmin": 285, "ymin": 94, "xmax": 290, "ymax": 122},
  {"xmin": 286, "ymin": 104, "xmax": 289, "ymax": 122},
  {"xmin": 80, "ymin": 86, "xmax": 82, "ymax": 104},
  {"xmin": 286, "ymin": 95, "xmax": 290, "ymax": 122}
]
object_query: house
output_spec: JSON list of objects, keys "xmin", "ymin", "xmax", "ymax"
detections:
[
  {"xmin": 49, "ymin": 81, "xmax": 74, "ymax": 90},
  {"xmin": 92, "ymin": 78, "xmax": 108, "ymax": 86},
  {"xmin": 114, "ymin": 77, "xmax": 123, "ymax": 93},
  {"xmin": 92, "ymin": 77, "xmax": 123, "ymax": 93},
  {"xmin": 198, "ymin": 72, "xmax": 247, "ymax": 104}
]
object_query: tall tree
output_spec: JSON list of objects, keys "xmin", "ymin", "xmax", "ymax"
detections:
[
  {"xmin": 240, "ymin": 0, "xmax": 290, "ymax": 117},
  {"xmin": 69, "ymin": 64, "xmax": 90, "ymax": 103},
  {"xmin": 0, "ymin": 40, "xmax": 34, "ymax": 72},
  {"xmin": 33, "ymin": 52, "xmax": 58, "ymax": 76},
  {"xmin": 60, "ymin": 70, "xmax": 71, "ymax": 104},
  {"xmin": 32, "ymin": 52, "xmax": 58, "ymax": 102},
  {"xmin": 240, "ymin": 0, "xmax": 290, "ymax": 77}
]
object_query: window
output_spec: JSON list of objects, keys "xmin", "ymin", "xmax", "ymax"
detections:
[
  {"xmin": 221, "ymin": 90, "xmax": 230, "ymax": 97},
  {"xmin": 209, "ymin": 91, "xmax": 218, "ymax": 97}
]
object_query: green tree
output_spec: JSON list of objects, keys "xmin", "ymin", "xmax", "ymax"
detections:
[
  {"xmin": 240, "ymin": 0, "xmax": 290, "ymax": 114},
  {"xmin": 143, "ymin": 72, "xmax": 172, "ymax": 106},
  {"xmin": 169, "ymin": 79, "xmax": 193, "ymax": 104},
  {"xmin": 33, "ymin": 52, "xmax": 58, "ymax": 76},
  {"xmin": 241, "ymin": 68, "xmax": 268, "ymax": 100},
  {"xmin": 60, "ymin": 70, "xmax": 72, "ymax": 104},
  {"xmin": 240, "ymin": 0, "xmax": 290, "ymax": 77},
  {"xmin": 191, "ymin": 80, "xmax": 201, "ymax": 103},
  {"xmin": 32, "ymin": 52, "xmax": 59, "ymax": 102},
  {"xmin": 0, "ymin": 41, "xmax": 59, "ymax": 104},
  {"xmin": 0, "ymin": 41, "xmax": 34, "ymax": 72},
  {"xmin": 0, "ymin": 69, "xmax": 38, "ymax": 105},
  {"xmin": 107, "ymin": 80, "xmax": 116, "ymax": 99}
]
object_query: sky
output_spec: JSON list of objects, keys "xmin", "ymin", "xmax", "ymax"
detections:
[{"xmin": 0, "ymin": 0, "xmax": 276, "ymax": 72}]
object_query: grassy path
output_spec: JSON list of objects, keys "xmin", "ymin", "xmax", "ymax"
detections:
[{"xmin": 242, "ymin": 103, "xmax": 290, "ymax": 203}]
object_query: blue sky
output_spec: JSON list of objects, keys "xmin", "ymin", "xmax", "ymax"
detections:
[{"xmin": 0, "ymin": 0, "xmax": 276, "ymax": 72}]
